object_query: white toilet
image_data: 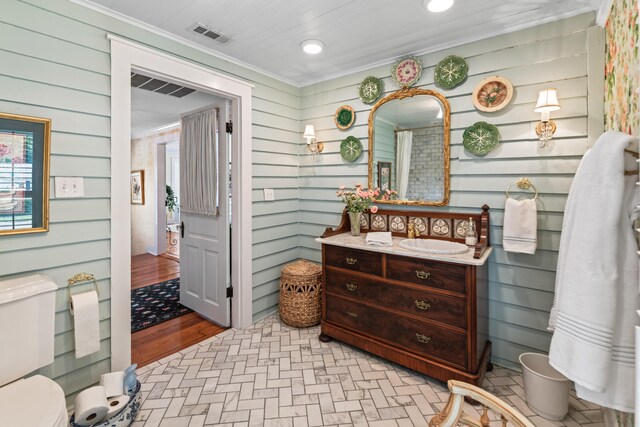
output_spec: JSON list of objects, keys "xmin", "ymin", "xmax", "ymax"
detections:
[{"xmin": 0, "ymin": 274, "xmax": 68, "ymax": 427}]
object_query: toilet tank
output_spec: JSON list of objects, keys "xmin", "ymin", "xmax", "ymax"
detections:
[{"xmin": 0, "ymin": 274, "xmax": 58, "ymax": 386}]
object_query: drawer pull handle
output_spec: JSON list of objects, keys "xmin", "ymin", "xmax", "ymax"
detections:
[
  {"xmin": 415, "ymin": 270, "xmax": 431, "ymax": 280},
  {"xmin": 346, "ymin": 310, "xmax": 359, "ymax": 318},
  {"xmin": 345, "ymin": 283, "xmax": 357, "ymax": 292},
  {"xmin": 346, "ymin": 257, "xmax": 358, "ymax": 265},
  {"xmin": 415, "ymin": 300, "xmax": 431, "ymax": 310},
  {"xmin": 416, "ymin": 333, "xmax": 431, "ymax": 344}
]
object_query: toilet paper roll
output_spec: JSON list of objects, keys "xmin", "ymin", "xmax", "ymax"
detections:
[
  {"xmin": 71, "ymin": 291, "xmax": 100, "ymax": 358},
  {"xmin": 100, "ymin": 371, "xmax": 125, "ymax": 397},
  {"xmin": 105, "ymin": 395, "xmax": 130, "ymax": 419},
  {"xmin": 74, "ymin": 386, "xmax": 108, "ymax": 426}
]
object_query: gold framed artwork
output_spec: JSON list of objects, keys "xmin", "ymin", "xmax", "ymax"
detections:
[
  {"xmin": 130, "ymin": 170, "xmax": 145, "ymax": 205},
  {"xmin": 0, "ymin": 112, "xmax": 51, "ymax": 236},
  {"xmin": 471, "ymin": 76, "xmax": 513, "ymax": 113}
]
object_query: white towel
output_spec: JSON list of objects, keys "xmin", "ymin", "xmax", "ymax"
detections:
[
  {"xmin": 502, "ymin": 198, "xmax": 537, "ymax": 254},
  {"xmin": 548, "ymin": 131, "xmax": 639, "ymax": 412},
  {"xmin": 365, "ymin": 232, "xmax": 393, "ymax": 247}
]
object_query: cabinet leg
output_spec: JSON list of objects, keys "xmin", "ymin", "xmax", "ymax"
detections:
[
  {"xmin": 318, "ymin": 333, "xmax": 332, "ymax": 343},
  {"xmin": 486, "ymin": 362, "xmax": 494, "ymax": 372}
]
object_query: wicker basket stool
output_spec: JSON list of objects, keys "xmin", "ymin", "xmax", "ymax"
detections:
[{"xmin": 279, "ymin": 259, "xmax": 322, "ymax": 327}]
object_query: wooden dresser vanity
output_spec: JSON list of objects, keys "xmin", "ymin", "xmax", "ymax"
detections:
[{"xmin": 317, "ymin": 206, "xmax": 492, "ymax": 386}]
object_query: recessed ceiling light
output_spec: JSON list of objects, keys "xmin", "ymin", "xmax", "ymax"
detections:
[
  {"xmin": 424, "ymin": 0, "xmax": 454, "ymax": 12},
  {"xmin": 300, "ymin": 40, "xmax": 325, "ymax": 55}
]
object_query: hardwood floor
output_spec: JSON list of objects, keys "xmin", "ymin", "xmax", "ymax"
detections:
[
  {"xmin": 131, "ymin": 312, "xmax": 226, "ymax": 367},
  {"xmin": 131, "ymin": 253, "xmax": 181, "ymax": 289},
  {"xmin": 131, "ymin": 253, "xmax": 226, "ymax": 367}
]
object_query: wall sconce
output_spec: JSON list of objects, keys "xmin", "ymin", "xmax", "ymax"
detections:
[
  {"xmin": 534, "ymin": 89, "xmax": 560, "ymax": 146},
  {"xmin": 303, "ymin": 124, "xmax": 324, "ymax": 156}
]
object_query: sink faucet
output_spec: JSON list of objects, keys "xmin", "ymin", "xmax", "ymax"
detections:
[{"xmin": 407, "ymin": 221, "xmax": 416, "ymax": 239}]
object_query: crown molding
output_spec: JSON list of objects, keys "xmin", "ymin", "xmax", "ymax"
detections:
[{"xmin": 297, "ymin": 8, "xmax": 596, "ymax": 87}]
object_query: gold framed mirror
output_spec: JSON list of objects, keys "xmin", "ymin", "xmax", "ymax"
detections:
[
  {"xmin": 0, "ymin": 112, "xmax": 51, "ymax": 236},
  {"xmin": 368, "ymin": 88, "xmax": 450, "ymax": 206}
]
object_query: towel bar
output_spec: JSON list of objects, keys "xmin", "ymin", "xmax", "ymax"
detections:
[
  {"xmin": 624, "ymin": 149, "xmax": 639, "ymax": 175},
  {"xmin": 506, "ymin": 177, "xmax": 538, "ymax": 200}
]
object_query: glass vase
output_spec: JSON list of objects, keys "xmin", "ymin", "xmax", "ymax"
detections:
[{"xmin": 349, "ymin": 211, "xmax": 362, "ymax": 236}]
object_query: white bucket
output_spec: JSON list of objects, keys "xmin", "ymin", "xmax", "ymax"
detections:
[{"xmin": 519, "ymin": 352, "xmax": 572, "ymax": 421}]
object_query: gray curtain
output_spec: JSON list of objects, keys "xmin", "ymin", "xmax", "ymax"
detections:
[{"xmin": 180, "ymin": 107, "xmax": 218, "ymax": 216}]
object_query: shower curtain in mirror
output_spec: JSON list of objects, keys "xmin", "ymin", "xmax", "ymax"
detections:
[
  {"xmin": 180, "ymin": 107, "xmax": 218, "ymax": 216},
  {"xmin": 396, "ymin": 130, "xmax": 413, "ymax": 199}
]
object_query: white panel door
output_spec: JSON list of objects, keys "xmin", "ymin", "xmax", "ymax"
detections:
[{"xmin": 179, "ymin": 102, "xmax": 230, "ymax": 326}]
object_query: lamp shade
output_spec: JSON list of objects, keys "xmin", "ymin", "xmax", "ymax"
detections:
[
  {"xmin": 534, "ymin": 89, "xmax": 560, "ymax": 113},
  {"xmin": 303, "ymin": 124, "xmax": 316, "ymax": 139}
]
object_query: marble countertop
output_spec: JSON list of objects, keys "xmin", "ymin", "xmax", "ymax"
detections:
[{"xmin": 316, "ymin": 233, "xmax": 492, "ymax": 266}]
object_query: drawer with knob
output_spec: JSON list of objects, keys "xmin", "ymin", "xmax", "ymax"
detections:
[
  {"xmin": 325, "ymin": 267, "xmax": 467, "ymax": 329},
  {"xmin": 325, "ymin": 246, "xmax": 382, "ymax": 276},
  {"xmin": 326, "ymin": 295, "xmax": 467, "ymax": 369},
  {"xmin": 386, "ymin": 255, "xmax": 467, "ymax": 295}
]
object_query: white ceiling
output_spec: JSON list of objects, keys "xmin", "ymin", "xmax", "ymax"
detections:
[
  {"xmin": 131, "ymin": 87, "xmax": 223, "ymax": 138},
  {"xmin": 82, "ymin": 0, "xmax": 601, "ymax": 86}
]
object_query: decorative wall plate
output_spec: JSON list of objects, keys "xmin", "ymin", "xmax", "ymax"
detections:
[
  {"xmin": 391, "ymin": 56, "xmax": 422, "ymax": 88},
  {"xmin": 434, "ymin": 55, "xmax": 468, "ymax": 90},
  {"xmin": 358, "ymin": 76, "xmax": 383, "ymax": 104},
  {"xmin": 340, "ymin": 136, "xmax": 363, "ymax": 162},
  {"xmin": 334, "ymin": 105, "xmax": 355, "ymax": 130},
  {"xmin": 472, "ymin": 76, "xmax": 514, "ymax": 112},
  {"xmin": 462, "ymin": 122, "xmax": 500, "ymax": 155}
]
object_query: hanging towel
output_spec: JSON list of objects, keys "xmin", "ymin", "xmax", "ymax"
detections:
[
  {"xmin": 365, "ymin": 232, "xmax": 393, "ymax": 247},
  {"xmin": 502, "ymin": 198, "xmax": 537, "ymax": 254},
  {"xmin": 548, "ymin": 131, "xmax": 639, "ymax": 412}
]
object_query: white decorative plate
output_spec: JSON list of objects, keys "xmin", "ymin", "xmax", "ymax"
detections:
[{"xmin": 391, "ymin": 56, "xmax": 422, "ymax": 88}]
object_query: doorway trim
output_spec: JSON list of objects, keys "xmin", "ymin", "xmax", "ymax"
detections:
[{"xmin": 109, "ymin": 35, "xmax": 253, "ymax": 370}]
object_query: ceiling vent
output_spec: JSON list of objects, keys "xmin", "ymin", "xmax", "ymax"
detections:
[
  {"xmin": 130, "ymin": 72, "xmax": 195, "ymax": 98},
  {"xmin": 190, "ymin": 23, "xmax": 231, "ymax": 44}
]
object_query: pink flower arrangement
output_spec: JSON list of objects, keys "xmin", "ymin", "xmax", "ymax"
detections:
[
  {"xmin": 378, "ymin": 188, "xmax": 399, "ymax": 201},
  {"xmin": 336, "ymin": 184, "xmax": 378, "ymax": 213},
  {"xmin": 0, "ymin": 144, "xmax": 11, "ymax": 157},
  {"xmin": 336, "ymin": 185, "xmax": 400, "ymax": 213}
]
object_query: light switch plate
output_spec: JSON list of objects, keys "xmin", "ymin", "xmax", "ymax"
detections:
[
  {"xmin": 55, "ymin": 177, "xmax": 84, "ymax": 198},
  {"xmin": 263, "ymin": 188, "xmax": 275, "ymax": 201}
]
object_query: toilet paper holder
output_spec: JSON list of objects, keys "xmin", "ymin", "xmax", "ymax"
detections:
[{"xmin": 68, "ymin": 273, "xmax": 100, "ymax": 310}]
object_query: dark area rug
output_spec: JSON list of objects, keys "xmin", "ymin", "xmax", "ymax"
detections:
[{"xmin": 131, "ymin": 278, "xmax": 192, "ymax": 333}]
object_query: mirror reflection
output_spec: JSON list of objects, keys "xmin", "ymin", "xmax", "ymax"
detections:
[
  {"xmin": 368, "ymin": 89, "xmax": 450, "ymax": 206},
  {"xmin": 0, "ymin": 113, "xmax": 50, "ymax": 235}
]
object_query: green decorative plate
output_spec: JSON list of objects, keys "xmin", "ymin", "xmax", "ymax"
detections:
[
  {"xmin": 434, "ymin": 55, "xmax": 468, "ymax": 90},
  {"xmin": 334, "ymin": 105, "xmax": 355, "ymax": 130},
  {"xmin": 463, "ymin": 122, "xmax": 500, "ymax": 156},
  {"xmin": 358, "ymin": 76, "xmax": 383, "ymax": 104},
  {"xmin": 340, "ymin": 136, "xmax": 363, "ymax": 162}
]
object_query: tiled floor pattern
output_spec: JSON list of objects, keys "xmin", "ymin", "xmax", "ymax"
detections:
[{"xmin": 133, "ymin": 314, "xmax": 603, "ymax": 427}]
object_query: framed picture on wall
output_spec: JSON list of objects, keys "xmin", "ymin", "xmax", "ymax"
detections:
[
  {"xmin": 0, "ymin": 112, "xmax": 51, "ymax": 236},
  {"xmin": 378, "ymin": 162, "xmax": 391, "ymax": 191},
  {"xmin": 130, "ymin": 170, "xmax": 145, "ymax": 205}
]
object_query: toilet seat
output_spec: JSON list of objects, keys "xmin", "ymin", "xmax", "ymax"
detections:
[{"xmin": 0, "ymin": 375, "xmax": 68, "ymax": 427}]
